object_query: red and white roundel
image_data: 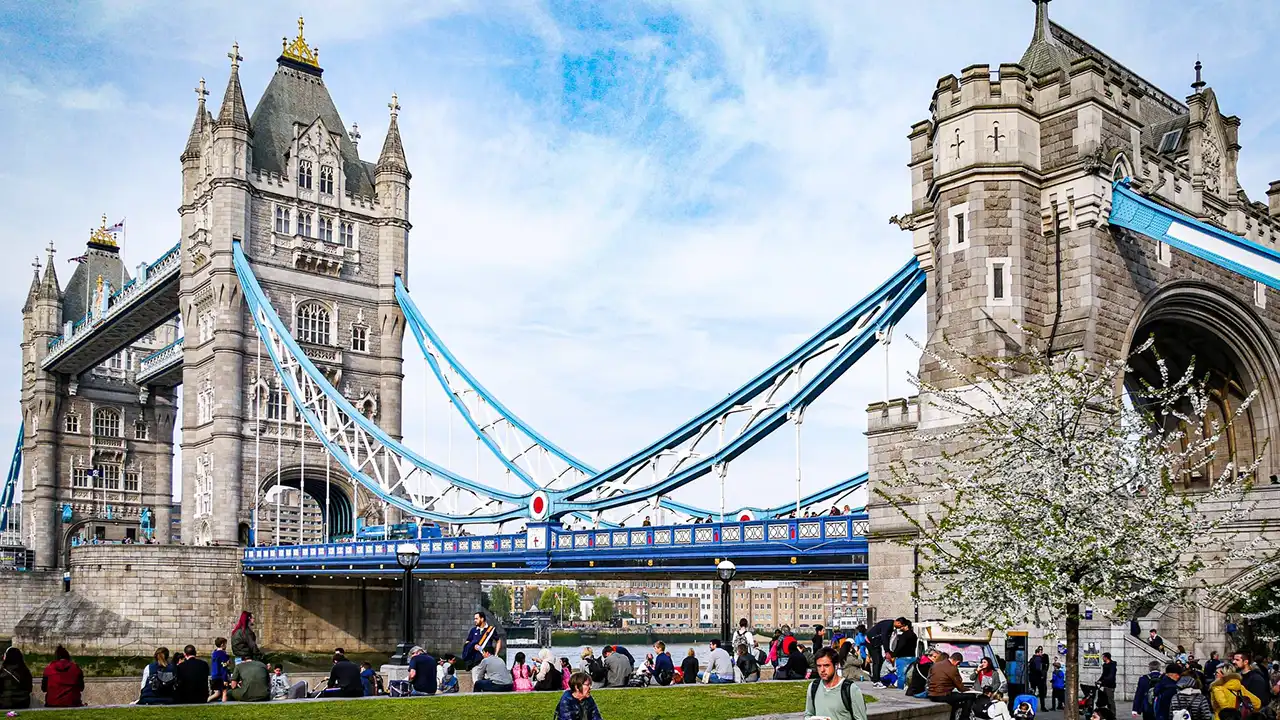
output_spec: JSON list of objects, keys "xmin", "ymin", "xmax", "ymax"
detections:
[
  {"xmin": 737, "ymin": 510, "xmax": 755, "ymax": 523},
  {"xmin": 530, "ymin": 491, "xmax": 550, "ymax": 521}
]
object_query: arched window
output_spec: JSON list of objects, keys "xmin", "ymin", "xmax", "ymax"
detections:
[
  {"xmin": 295, "ymin": 301, "xmax": 331, "ymax": 345},
  {"xmin": 93, "ymin": 408, "xmax": 122, "ymax": 437},
  {"xmin": 1112, "ymin": 153, "xmax": 1133, "ymax": 182}
]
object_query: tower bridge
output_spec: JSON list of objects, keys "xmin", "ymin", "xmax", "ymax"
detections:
[{"xmin": 6, "ymin": 3, "xmax": 1280, "ymax": 661}]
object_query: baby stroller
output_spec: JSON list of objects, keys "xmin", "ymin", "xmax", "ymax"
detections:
[
  {"xmin": 1013, "ymin": 694, "xmax": 1039, "ymax": 720},
  {"xmin": 1079, "ymin": 684, "xmax": 1111, "ymax": 717}
]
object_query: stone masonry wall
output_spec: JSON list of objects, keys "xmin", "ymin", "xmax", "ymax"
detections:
[
  {"xmin": 0, "ymin": 570, "xmax": 63, "ymax": 638},
  {"xmin": 12, "ymin": 545, "xmax": 480, "ymax": 656}
]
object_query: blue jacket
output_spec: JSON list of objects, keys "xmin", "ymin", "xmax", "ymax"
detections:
[
  {"xmin": 1153, "ymin": 674, "xmax": 1181, "ymax": 720},
  {"xmin": 556, "ymin": 690, "xmax": 603, "ymax": 720},
  {"xmin": 1133, "ymin": 671, "xmax": 1161, "ymax": 716},
  {"xmin": 461, "ymin": 626, "xmax": 483, "ymax": 667},
  {"xmin": 1052, "ymin": 669, "xmax": 1065, "ymax": 690},
  {"xmin": 654, "ymin": 652, "xmax": 674, "ymax": 677},
  {"xmin": 360, "ymin": 667, "xmax": 374, "ymax": 696}
]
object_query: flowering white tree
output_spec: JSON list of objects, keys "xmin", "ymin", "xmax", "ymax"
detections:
[{"xmin": 877, "ymin": 337, "xmax": 1261, "ymax": 720}]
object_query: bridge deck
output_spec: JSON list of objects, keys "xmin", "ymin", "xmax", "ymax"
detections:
[{"xmin": 243, "ymin": 515, "xmax": 869, "ymax": 579}]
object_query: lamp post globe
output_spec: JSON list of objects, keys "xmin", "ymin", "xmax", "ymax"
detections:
[
  {"xmin": 716, "ymin": 560, "xmax": 736, "ymax": 643},
  {"xmin": 391, "ymin": 542, "xmax": 422, "ymax": 665}
]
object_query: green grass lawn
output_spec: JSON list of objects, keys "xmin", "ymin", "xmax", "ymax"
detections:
[{"xmin": 28, "ymin": 682, "xmax": 828, "ymax": 719}]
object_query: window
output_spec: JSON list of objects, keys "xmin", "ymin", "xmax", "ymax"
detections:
[
  {"xmin": 351, "ymin": 325, "xmax": 368, "ymax": 352},
  {"xmin": 64, "ymin": 413, "xmax": 80, "ymax": 434},
  {"xmin": 319, "ymin": 216, "xmax": 334, "ymax": 243},
  {"xmin": 265, "ymin": 383, "xmax": 288, "ymax": 421},
  {"xmin": 198, "ymin": 310, "xmax": 215, "ymax": 343},
  {"xmin": 108, "ymin": 353, "xmax": 124, "ymax": 371},
  {"xmin": 295, "ymin": 301, "xmax": 331, "ymax": 345},
  {"xmin": 124, "ymin": 470, "xmax": 140, "ymax": 492},
  {"xmin": 197, "ymin": 379, "xmax": 214, "ymax": 424},
  {"xmin": 275, "ymin": 206, "xmax": 291, "ymax": 234},
  {"xmin": 93, "ymin": 408, "xmax": 122, "ymax": 437},
  {"xmin": 1256, "ymin": 280, "xmax": 1267, "ymax": 310},
  {"xmin": 988, "ymin": 257, "xmax": 1012, "ymax": 306},
  {"xmin": 955, "ymin": 214, "xmax": 965, "ymax": 246},
  {"xmin": 72, "ymin": 468, "xmax": 89, "ymax": 489},
  {"xmin": 99, "ymin": 465, "xmax": 121, "ymax": 490},
  {"xmin": 299, "ymin": 212, "xmax": 312, "ymax": 238},
  {"xmin": 134, "ymin": 421, "xmax": 148, "ymax": 440},
  {"xmin": 992, "ymin": 263, "xmax": 1005, "ymax": 300},
  {"xmin": 320, "ymin": 165, "xmax": 334, "ymax": 194},
  {"xmin": 340, "ymin": 221, "xmax": 355, "ymax": 248},
  {"xmin": 1158, "ymin": 129, "xmax": 1182, "ymax": 154},
  {"xmin": 1157, "ymin": 240, "xmax": 1170, "ymax": 267},
  {"xmin": 298, "ymin": 159, "xmax": 313, "ymax": 189},
  {"xmin": 947, "ymin": 202, "xmax": 971, "ymax": 253}
]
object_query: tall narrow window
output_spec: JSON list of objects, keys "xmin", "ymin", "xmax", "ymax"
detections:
[
  {"xmin": 298, "ymin": 159, "xmax": 313, "ymax": 189},
  {"xmin": 319, "ymin": 216, "xmax": 334, "ymax": 243},
  {"xmin": 93, "ymin": 408, "xmax": 122, "ymax": 437},
  {"xmin": 64, "ymin": 413, "xmax": 81, "ymax": 434},
  {"xmin": 955, "ymin": 214, "xmax": 966, "ymax": 246},
  {"xmin": 992, "ymin": 263, "xmax": 1005, "ymax": 300},
  {"xmin": 350, "ymin": 325, "xmax": 368, "ymax": 352},
  {"xmin": 134, "ymin": 421, "xmax": 148, "ymax": 440},
  {"xmin": 340, "ymin": 221, "xmax": 355, "ymax": 248},
  {"xmin": 299, "ymin": 212, "xmax": 312, "ymax": 238},
  {"xmin": 124, "ymin": 471, "xmax": 140, "ymax": 492},
  {"xmin": 295, "ymin": 301, "xmax": 332, "ymax": 345},
  {"xmin": 274, "ymin": 206, "xmax": 291, "ymax": 234},
  {"xmin": 72, "ymin": 468, "xmax": 89, "ymax": 489},
  {"xmin": 197, "ymin": 379, "xmax": 214, "ymax": 424},
  {"xmin": 198, "ymin": 310, "xmax": 215, "ymax": 343},
  {"xmin": 320, "ymin": 165, "xmax": 334, "ymax": 194},
  {"xmin": 265, "ymin": 383, "xmax": 288, "ymax": 421}
]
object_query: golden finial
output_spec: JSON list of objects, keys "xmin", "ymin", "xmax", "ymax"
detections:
[
  {"xmin": 281, "ymin": 16, "xmax": 320, "ymax": 68},
  {"xmin": 89, "ymin": 214, "xmax": 118, "ymax": 248},
  {"xmin": 96, "ymin": 275, "xmax": 104, "ymax": 293}
]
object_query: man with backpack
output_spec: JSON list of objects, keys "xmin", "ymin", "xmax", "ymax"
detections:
[
  {"xmin": 1169, "ymin": 675, "xmax": 1213, "ymax": 720},
  {"xmin": 1232, "ymin": 653, "xmax": 1271, "ymax": 710},
  {"xmin": 1152, "ymin": 664, "xmax": 1184, "ymax": 720},
  {"xmin": 1133, "ymin": 660, "xmax": 1163, "ymax": 720},
  {"xmin": 806, "ymin": 647, "xmax": 867, "ymax": 720}
]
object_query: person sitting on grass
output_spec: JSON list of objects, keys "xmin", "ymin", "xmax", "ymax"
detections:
[
  {"xmin": 269, "ymin": 663, "xmax": 308, "ymax": 700},
  {"xmin": 556, "ymin": 671, "xmax": 604, "ymax": 720},
  {"xmin": 439, "ymin": 664, "xmax": 460, "ymax": 694},
  {"xmin": 473, "ymin": 644, "xmax": 514, "ymax": 692},
  {"xmin": 680, "ymin": 648, "xmax": 699, "ymax": 684},
  {"xmin": 41, "ymin": 645, "xmax": 85, "ymax": 708},
  {"xmin": 407, "ymin": 646, "xmax": 437, "ymax": 696},
  {"xmin": 323, "ymin": 651, "xmax": 364, "ymax": 698},
  {"xmin": 138, "ymin": 647, "xmax": 177, "ymax": 705},
  {"xmin": 227, "ymin": 652, "xmax": 270, "ymax": 702},
  {"xmin": 173, "ymin": 645, "xmax": 210, "ymax": 705}
]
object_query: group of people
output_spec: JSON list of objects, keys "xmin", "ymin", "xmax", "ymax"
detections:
[
  {"xmin": 0, "ymin": 646, "xmax": 85, "ymax": 709},
  {"xmin": 1132, "ymin": 651, "xmax": 1277, "ymax": 720}
]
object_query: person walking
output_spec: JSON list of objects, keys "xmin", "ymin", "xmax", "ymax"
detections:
[
  {"xmin": 1149, "ymin": 630, "xmax": 1165, "ymax": 652},
  {"xmin": 806, "ymin": 647, "xmax": 868, "ymax": 720},
  {"xmin": 40, "ymin": 646, "xmax": 84, "ymax": 708},
  {"xmin": 1210, "ymin": 667, "xmax": 1260, "ymax": 720},
  {"xmin": 230, "ymin": 612, "xmax": 259, "ymax": 662},
  {"xmin": 473, "ymin": 645, "xmax": 514, "ymax": 692},
  {"xmin": 0, "ymin": 647, "xmax": 33, "ymax": 710},
  {"xmin": 1153, "ymin": 664, "xmax": 1184, "ymax": 720},
  {"xmin": 556, "ymin": 672, "xmax": 604, "ymax": 720},
  {"xmin": 227, "ymin": 652, "xmax": 270, "ymax": 702},
  {"xmin": 1169, "ymin": 675, "xmax": 1213, "ymax": 720},
  {"xmin": 1233, "ymin": 652, "xmax": 1272, "ymax": 709},
  {"xmin": 731, "ymin": 619, "xmax": 758, "ymax": 655},
  {"xmin": 1099, "ymin": 652, "xmax": 1118, "ymax": 710},
  {"xmin": 680, "ymin": 648, "xmax": 699, "ymax": 684},
  {"xmin": 173, "ymin": 645, "xmax": 210, "ymax": 704},
  {"xmin": 1135, "ymin": 661, "xmax": 1164, "ymax": 720},
  {"xmin": 138, "ymin": 647, "xmax": 177, "ymax": 705}
]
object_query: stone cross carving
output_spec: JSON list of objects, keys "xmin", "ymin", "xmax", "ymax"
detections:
[
  {"xmin": 228, "ymin": 42, "xmax": 242, "ymax": 70},
  {"xmin": 195, "ymin": 78, "xmax": 208, "ymax": 101},
  {"xmin": 950, "ymin": 128, "xmax": 965, "ymax": 160},
  {"xmin": 988, "ymin": 122, "xmax": 1005, "ymax": 153},
  {"xmin": 350, "ymin": 123, "xmax": 361, "ymax": 149},
  {"xmin": 388, "ymin": 93, "xmax": 400, "ymax": 119}
]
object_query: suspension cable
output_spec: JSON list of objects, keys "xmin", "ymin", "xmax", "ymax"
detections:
[
  {"xmin": 275, "ymin": 377, "xmax": 283, "ymax": 545},
  {"xmin": 253, "ymin": 332, "xmax": 261, "ymax": 546}
]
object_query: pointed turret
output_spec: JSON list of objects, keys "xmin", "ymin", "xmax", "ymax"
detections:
[
  {"xmin": 1019, "ymin": 0, "xmax": 1076, "ymax": 77},
  {"xmin": 217, "ymin": 43, "xmax": 252, "ymax": 132},
  {"xmin": 376, "ymin": 93, "xmax": 410, "ymax": 177},
  {"xmin": 183, "ymin": 78, "xmax": 210, "ymax": 160},
  {"xmin": 39, "ymin": 242, "xmax": 60, "ymax": 300},
  {"xmin": 23, "ymin": 258, "xmax": 42, "ymax": 313}
]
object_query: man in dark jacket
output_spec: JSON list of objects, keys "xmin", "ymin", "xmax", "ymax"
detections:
[
  {"xmin": 1153, "ymin": 664, "xmax": 1183, "ymax": 720},
  {"xmin": 326, "ymin": 652, "xmax": 364, "ymax": 698},
  {"xmin": 1202, "ymin": 652, "xmax": 1222, "ymax": 689},
  {"xmin": 1029, "ymin": 647, "xmax": 1049, "ymax": 703},
  {"xmin": 1133, "ymin": 661, "xmax": 1163, "ymax": 720},
  {"xmin": 173, "ymin": 646, "xmax": 210, "ymax": 704},
  {"xmin": 1098, "ymin": 652, "xmax": 1118, "ymax": 710},
  {"xmin": 867, "ymin": 618, "xmax": 895, "ymax": 687},
  {"xmin": 890, "ymin": 618, "xmax": 919, "ymax": 689},
  {"xmin": 1233, "ymin": 652, "xmax": 1272, "ymax": 709}
]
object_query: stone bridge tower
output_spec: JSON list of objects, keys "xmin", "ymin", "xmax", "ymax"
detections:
[
  {"xmin": 180, "ymin": 20, "xmax": 409, "ymax": 547},
  {"xmin": 868, "ymin": 0, "xmax": 1280, "ymax": 654}
]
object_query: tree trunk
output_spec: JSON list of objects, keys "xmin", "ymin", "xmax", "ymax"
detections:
[{"xmin": 1065, "ymin": 602, "xmax": 1080, "ymax": 720}]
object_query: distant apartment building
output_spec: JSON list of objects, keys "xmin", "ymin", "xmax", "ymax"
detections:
[
  {"xmin": 648, "ymin": 595, "xmax": 701, "ymax": 629},
  {"xmin": 670, "ymin": 579, "xmax": 715, "ymax": 626},
  {"xmin": 731, "ymin": 581, "xmax": 830, "ymax": 631},
  {"xmin": 615, "ymin": 594, "xmax": 649, "ymax": 624},
  {"xmin": 255, "ymin": 487, "xmax": 324, "ymax": 545}
]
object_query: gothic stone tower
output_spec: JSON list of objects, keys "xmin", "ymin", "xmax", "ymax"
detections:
[
  {"xmin": 20, "ymin": 226, "xmax": 180, "ymax": 568},
  {"xmin": 867, "ymin": 0, "xmax": 1280, "ymax": 641},
  {"xmin": 179, "ymin": 21, "xmax": 409, "ymax": 546}
]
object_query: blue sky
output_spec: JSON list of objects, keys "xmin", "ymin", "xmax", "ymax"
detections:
[{"xmin": 3, "ymin": 0, "xmax": 1280, "ymax": 513}]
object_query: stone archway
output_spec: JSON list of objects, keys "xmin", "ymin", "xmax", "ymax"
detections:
[
  {"xmin": 256, "ymin": 467, "xmax": 356, "ymax": 543},
  {"xmin": 1123, "ymin": 281, "xmax": 1280, "ymax": 482}
]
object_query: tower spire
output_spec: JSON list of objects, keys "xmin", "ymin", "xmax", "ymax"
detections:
[
  {"xmin": 377, "ymin": 92, "xmax": 408, "ymax": 175},
  {"xmin": 1191, "ymin": 58, "xmax": 1206, "ymax": 93},
  {"xmin": 183, "ymin": 77, "xmax": 210, "ymax": 160},
  {"xmin": 1032, "ymin": 0, "xmax": 1050, "ymax": 42},
  {"xmin": 39, "ymin": 239, "xmax": 59, "ymax": 297},
  {"xmin": 1019, "ymin": 0, "xmax": 1076, "ymax": 77},
  {"xmin": 217, "ymin": 42, "xmax": 251, "ymax": 131}
]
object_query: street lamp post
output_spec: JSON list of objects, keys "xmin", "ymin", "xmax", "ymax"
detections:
[
  {"xmin": 716, "ymin": 559, "xmax": 737, "ymax": 644},
  {"xmin": 390, "ymin": 542, "xmax": 421, "ymax": 665}
]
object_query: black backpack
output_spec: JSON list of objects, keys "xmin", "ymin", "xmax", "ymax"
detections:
[
  {"xmin": 148, "ymin": 663, "xmax": 177, "ymax": 697},
  {"xmin": 809, "ymin": 678, "xmax": 857, "ymax": 718},
  {"xmin": 586, "ymin": 657, "xmax": 606, "ymax": 684}
]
